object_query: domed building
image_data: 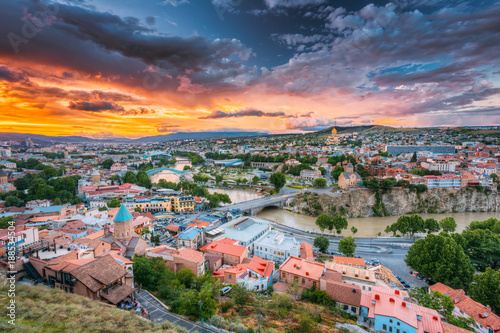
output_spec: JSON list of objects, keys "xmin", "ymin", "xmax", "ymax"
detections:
[
  {"xmin": 103, "ymin": 204, "xmax": 148, "ymax": 258},
  {"xmin": 326, "ymin": 127, "xmax": 340, "ymax": 145}
]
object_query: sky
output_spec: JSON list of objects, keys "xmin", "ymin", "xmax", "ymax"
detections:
[{"xmin": 0, "ymin": 0, "xmax": 499, "ymax": 138}]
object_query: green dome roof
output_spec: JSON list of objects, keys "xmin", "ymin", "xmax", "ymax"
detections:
[{"xmin": 114, "ymin": 204, "xmax": 133, "ymax": 223}]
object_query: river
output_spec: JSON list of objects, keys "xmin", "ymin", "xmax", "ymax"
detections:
[
  {"xmin": 149, "ymin": 157, "xmax": 191, "ymax": 183},
  {"xmin": 256, "ymin": 207, "xmax": 500, "ymax": 237}
]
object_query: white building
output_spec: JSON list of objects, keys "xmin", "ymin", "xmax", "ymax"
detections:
[
  {"xmin": 300, "ymin": 169, "xmax": 322, "ymax": 180},
  {"xmin": 254, "ymin": 230, "xmax": 300, "ymax": 264},
  {"xmin": 221, "ymin": 216, "xmax": 271, "ymax": 255}
]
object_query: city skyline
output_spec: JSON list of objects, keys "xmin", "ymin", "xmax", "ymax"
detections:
[{"xmin": 0, "ymin": 0, "xmax": 499, "ymax": 138}]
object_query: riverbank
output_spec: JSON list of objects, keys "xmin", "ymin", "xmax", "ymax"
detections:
[
  {"xmin": 291, "ymin": 187, "xmax": 499, "ymax": 218},
  {"xmin": 257, "ymin": 206, "xmax": 500, "ymax": 237}
]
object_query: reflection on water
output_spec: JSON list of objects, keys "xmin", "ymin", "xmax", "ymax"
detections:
[
  {"xmin": 257, "ymin": 207, "xmax": 500, "ymax": 238},
  {"xmin": 207, "ymin": 188, "xmax": 264, "ymax": 205}
]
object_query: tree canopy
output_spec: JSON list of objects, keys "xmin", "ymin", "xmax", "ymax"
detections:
[
  {"xmin": 338, "ymin": 236, "xmax": 357, "ymax": 257},
  {"xmin": 405, "ymin": 234, "xmax": 475, "ymax": 289},
  {"xmin": 314, "ymin": 236, "xmax": 329, "ymax": 253}
]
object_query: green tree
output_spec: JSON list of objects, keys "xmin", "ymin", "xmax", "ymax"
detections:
[
  {"xmin": 410, "ymin": 287, "xmax": 454, "ymax": 318},
  {"xmin": 313, "ymin": 178, "xmax": 327, "ymax": 187},
  {"xmin": 98, "ymin": 206, "xmax": 108, "ymax": 211},
  {"xmin": 134, "ymin": 207, "xmax": 142, "ymax": 213},
  {"xmin": 315, "ymin": 214, "xmax": 332, "ymax": 234},
  {"xmin": 424, "ymin": 218, "xmax": 441, "ymax": 234},
  {"xmin": 136, "ymin": 170, "xmax": 152, "ymax": 189},
  {"xmin": 5, "ymin": 195, "xmax": 21, "ymax": 207},
  {"xmin": 101, "ymin": 158, "xmax": 114, "ymax": 169},
  {"xmin": 230, "ymin": 282, "xmax": 251, "ymax": 307},
  {"xmin": 407, "ymin": 214, "xmax": 425, "ymax": 238},
  {"xmin": 468, "ymin": 267, "xmax": 500, "ymax": 314},
  {"xmin": 53, "ymin": 198, "xmax": 62, "ymax": 205},
  {"xmin": 440, "ymin": 217, "xmax": 457, "ymax": 233},
  {"xmin": 462, "ymin": 229, "xmax": 500, "ymax": 270},
  {"xmin": 107, "ymin": 198, "xmax": 121, "ymax": 208},
  {"xmin": 252, "ymin": 176, "xmax": 260, "ymax": 185},
  {"xmin": 338, "ymin": 236, "xmax": 357, "ymax": 257},
  {"xmin": 269, "ymin": 172, "xmax": 286, "ymax": 192},
  {"xmin": 122, "ymin": 171, "xmax": 137, "ymax": 184},
  {"xmin": 350, "ymin": 226, "xmax": 358, "ymax": 235},
  {"xmin": 215, "ymin": 175, "xmax": 223, "ymax": 185},
  {"xmin": 318, "ymin": 167, "xmax": 326, "ymax": 175},
  {"xmin": 314, "ymin": 236, "xmax": 329, "ymax": 253},
  {"xmin": 330, "ymin": 166, "xmax": 344, "ymax": 181},
  {"xmin": 176, "ymin": 268, "xmax": 196, "ymax": 288},
  {"xmin": 410, "ymin": 152, "xmax": 417, "ymax": 162},
  {"xmin": 141, "ymin": 226, "xmax": 150, "ymax": 235},
  {"xmin": 405, "ymin": 234, "xmax": 474, "ymax": 289},
  {"xmin": 53, "ymin": 177, "xmax": 77, "ymax": 193},
  {"xmin": 0, "ymin": 216, "xmax": 14, "ymax": 229},
  {"xmin": 332, "ymin": 215, "xmax": 348, "ymax": 235},
  {"xmin": 183, "ymin": 165, "xmax": 191, "ymax": 171}
]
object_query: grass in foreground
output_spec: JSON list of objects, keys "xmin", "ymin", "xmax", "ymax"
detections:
[{"xmin": 0, "ymin": 283, "xmax": 186, "ymax": 333}]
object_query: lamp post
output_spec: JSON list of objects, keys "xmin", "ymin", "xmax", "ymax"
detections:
[
  {"xmin": 198, "ymin": 300, "xmax": 203, "ymax": 323},
  {"xmin": 257, "ymin": 314, "xmax": 263, "ymax": 333}
]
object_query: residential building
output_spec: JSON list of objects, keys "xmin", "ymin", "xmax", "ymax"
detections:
[
  {"xmin": 254, "ymin": 230, "xmax": 300, "ymax": 264},
  {"xmin": 360, "ymin": 286, "xmax": 444, "ymax": 333},
  {"xmin": 430, "ymin": 283, "xmax": 500, "ymax": 333},
  {"xmin": 26, "ymin": 199, "xmax": 51, "ymax": 209},
  {"xmin": 170, "ymin": 196, "xmax": 195, "ymax": 212},
  {"xmin": 146, "ymin": 245, "xmax": 206, "ymax": 277},
  {"xmin": 300, "ymin": 169, "xmax": 322, "ymax": 180},
  {"xmin": 176, "ymin": 227, "xmax": 204, "ymax": 249},
  {"xmin": 279, "ymin": 256, "xmax": 328, "ymax": 290},
  {"xmin": 215, "ymin": 256, "xmax": 274, "ymax": 291},
  {"xmin": 220, "ymin": 216, "xmax": 271, "ymax": 254},
  {"xmin": 42, "ymin": 254, "xmax": 134, "ymax": 305},
  {"xmin": 200, "ymin": 238, "xmax": 248, "ymax": 266},
  {"xmin": 135, "ymin": 197, "xmax": 172, "ymax": 213}
]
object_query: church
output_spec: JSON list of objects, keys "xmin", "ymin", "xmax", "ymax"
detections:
[
  {"xmin": 325, "ymin": 127, "xmax": 340, "ymax": 145},
  {"xmin": 103, "ymin": 204, "xmax": 149, "ymax": 259}
]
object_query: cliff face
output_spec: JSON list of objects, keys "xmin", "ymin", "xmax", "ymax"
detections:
[{"xmin": 293, "ymin": 188, "xmax": 500, "ymax": 218}]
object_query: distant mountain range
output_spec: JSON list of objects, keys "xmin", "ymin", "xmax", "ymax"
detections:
[{"xmin": 0, "ymin": 131, "xmax": 269, "ymax": 145}]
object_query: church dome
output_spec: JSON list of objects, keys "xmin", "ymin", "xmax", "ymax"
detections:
[{"xmin": 114, "ymin": 204, "xmax": 133, "ymax": 223}]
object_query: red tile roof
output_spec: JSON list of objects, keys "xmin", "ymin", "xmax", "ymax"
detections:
[
  {"xmin": 200, "ymin": 239, "xmax": 247, "ymax": 257},
  {"xmin": 430, "ymin": 283, "xmax": 500, "ymax": 332},
  {"xmin": 300, "ymin": 242, "xmax": 314, "ymax": 261},
  {"xmin": 333, "ymin": 256, "xmax": 365, "ymax": 267},
  {"xmin": 280, "ymin": 256, "xmax": 325, "ymax": 281}
]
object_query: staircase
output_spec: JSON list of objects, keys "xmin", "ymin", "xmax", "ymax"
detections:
[{"xmin": 23, "ymin": 262, "xmax": 45, "ymax": 285}]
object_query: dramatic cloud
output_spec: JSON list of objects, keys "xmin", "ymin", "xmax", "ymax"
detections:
[
  {"xmin": 285, "ymin": 117, "xmax": 365, "ymax": 131},
  {"xmin": 68, "ymin": 101, "xmax": 124, "ymax": 112},
  {"xmin": 0, "ymin": 66, "xmax": 27, "ymax": 83},
  {"xmin": 200, "ymin": 108, "xmax": 291, "ymax": 119},
  {"xmin": 265, "ymin": 0, "xmax": 327, "ymax": 9}
]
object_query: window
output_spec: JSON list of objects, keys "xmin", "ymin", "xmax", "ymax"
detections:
[
  {"xmin": 397, "ymin": 322, "xmax": 400, "ymax": 326},
  {"xmin": 390, "ymin": 320, "xmax": 393, "ymax": 323},
  {"xmin": 389, "ymin": 327, "xmax": 392, "ymax": 332},
  {"xmin": 383, "ymin": 324, "xmax": 387, "ymax": 331}
]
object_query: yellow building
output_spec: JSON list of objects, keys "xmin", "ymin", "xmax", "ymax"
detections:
[
  {"xmin": 326, "ymin": 128, "xmax": 340, "ymax": 145},
  {"xmin": 135, "ymin": 198, "xmax": 172, "ymax": 213},
  {"xmin": 170, "ymin": 196, "xmax": 195, "ymax": 212}
]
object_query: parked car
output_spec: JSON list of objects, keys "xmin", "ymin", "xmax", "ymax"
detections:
[{"xmin": 221, "ymin": 286, "xmax": 232, "ymax": 296}]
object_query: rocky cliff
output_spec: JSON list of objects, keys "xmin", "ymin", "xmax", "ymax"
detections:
[{"xmin": 292, "ymin": 188, "xmax": 500, "ymax": 218}]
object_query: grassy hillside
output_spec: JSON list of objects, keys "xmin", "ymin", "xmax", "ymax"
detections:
[{"xmin": 0, "ymin": 284, "xmax": 185, "ymax": 333}]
